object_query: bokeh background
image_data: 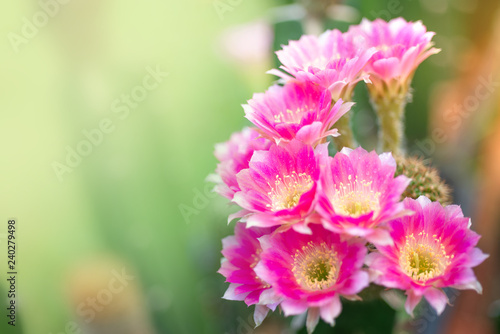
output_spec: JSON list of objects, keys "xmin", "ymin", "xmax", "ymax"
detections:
[{"xmin": 1, "ymin": 0, "xmax": 500, "ymax": 333}]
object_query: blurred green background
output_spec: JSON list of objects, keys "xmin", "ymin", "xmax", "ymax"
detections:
[{"xmin": 1, "ymin": 0, "xmax": 499, "ymax": 333}]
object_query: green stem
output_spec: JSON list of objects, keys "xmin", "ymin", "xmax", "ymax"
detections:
[
  {"xmin": 332, "ymin": 113, "xmax": 355, "ymax": 150},
  {"xmin": 372, "ymin": 94, "xmax": 407, "ymax": 155}
]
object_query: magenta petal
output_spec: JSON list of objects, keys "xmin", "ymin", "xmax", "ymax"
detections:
[
  {"xmin": 318, "ymin": 147, "xmax": 409, "ymax": 236},
  {"xmin": 270, "ymin": 28, "xmax": 373, "ymax": 100},
  {"xmin": 244, "ymin": 80, "xmax": 345, "ymax": 145},
  {"xmin": 368, "ymin": 196, "xmax": 487, "ymax": 312},
  {"xmin": 257, "ymin": 224, "xmax": 367, "ymax": 314},
  {"xmin": 233, "ymin": 141, "xmax": 324, "ymax": 232},
  {"xmin": 348, "ymin": 18, "xmax": 439, "ymax": 93},
  {"xmin": 337, "ymin": 270, "xmax": 370, "ymax": 295},
  {"xmin": 212, "ymin": 127, "xmax": 271, "ymax": 200},
  {"xmin": 295, "ymin": 122, "xmax": 323, "ymax": 145},
  {"xmin": 219, "ymin": 223, "xmax": 275, "ymax": 307}
]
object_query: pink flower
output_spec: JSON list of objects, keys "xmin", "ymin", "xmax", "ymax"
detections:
[
  {"xmin": 317, "ymin": 147, "xmax": 411, "ymax": 246},
  {"xmin": 233, "ymin": 140, "xmax": 327, "ymax": 233},
  {"xmin": 268, "ymin": 29, "xmax": 377, "ymax": 101},
  {"xmin": 218, "ymin": 222, "xmax": 281, "ymax": 326},
  {"xmin": 210, "ymin": 127, "xmax": 271, "ymax": 200},
  {"xmin": 349, "ymin": 18, "xmax": 440, "ymax": 94},
  {"xmin": 255, "ymin": 224, "xmax": 369, "ymax": 331},
  {"xmin": 244, "ymin": 80, "xmax": 352, "ymax": 146},
  {"xmin": 366, "ymin": 197, "xmax": 488, "ymax": 316}
]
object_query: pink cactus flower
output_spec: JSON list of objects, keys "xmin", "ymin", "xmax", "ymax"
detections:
[
  {"xmin": 244, "ymin": 80, "xmax": 352, "ymax": 146},
  {"xmin": 210, "ymin": 127, "xmax": 272, "ymax": 200},
  {"xmin": 268, "ymin": 29, "xmax": 377, "ymax": 101},
  {"xmin": 233, "ymin": 141, "xmax": 328, "ymax": 234},
  {"xmin": 349, "ymin": 17, "xmax": 440, "ymax": 95},
  {"xmin": 366, "ymin": 196, "xmax": 488, "ymax": 316},
  {"xmin": 218, "ymin": 222, "xmax": 281, "ymax": 326},
  {"xmin": 255, "ymin": 224, "xmax": 369, "ymax": 332},
  {"xmin": 317, "ymin": 147, "xmax": 411, "ymax": 246}
]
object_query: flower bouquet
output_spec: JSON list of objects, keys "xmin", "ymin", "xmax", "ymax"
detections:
[{"xmin": 211, "ymin": 18, "xmax": 487, "ymax": 333}]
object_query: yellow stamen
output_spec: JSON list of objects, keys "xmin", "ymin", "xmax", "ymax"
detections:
[
  {"xmin": 267, "ymin": 171, "xmax": 313, "ymax": 211},
  {"xmin": 331, "ymin": 175, "xmax": 381, "ymax": 217},
  {"xmin": 399, "ymin": 232, "xmax": 451, "ymax": 282},
  {"xmin": 292, "ymin": 241, "xmax": 340, "ymax": 291}
]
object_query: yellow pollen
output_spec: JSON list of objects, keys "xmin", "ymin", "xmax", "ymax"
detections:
[
  {"xmin": 399, "ymin": 232, "xmax": 451, "ymax": 282},
  {"xmin": 267, "ymin": 171, "xmax": 313, "ymax": 211},
  {"xmin": 273, "ymin": 107, "xmax": 312, "ymax": 124},
  {"xmin": 250, "ymin": 249, "xmax": 262, "ymax": 268},
  {"xmin": 377, "ymin": 44, "xmax": 391, "ymax": 53},
  {"xmin": 302, "ymin": 54, "xmax": 344, "ymax": 70},
  {"xmin": 331, "ymin": 175, "xmax": 381, "ymax": 217},
  {"xmin": 303, "ymin": 56, "xmax": 330, "ymax": 69},
  {"xmin": 292, "ymin": 241, "xmax": 340, "ymax": 291}
]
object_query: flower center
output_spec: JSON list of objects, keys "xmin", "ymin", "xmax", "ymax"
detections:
[
  {"xmin": 377, "ymin": 44, "xmax": 391, "ymax": 52},
  {"xmin": 400, "ymin": 232, "xmax": 452, "ymax": 282},
  {"xmin": 267, "ymin": 171, "xmax": 313, "ymax": 211},
  {"xmin": 273, "ymin": 107, "xmax": 312, "ymax": 124},
  {"xmin": 331, "ymin": 175, "xmax": 381, "ymax": 217},
  {"xmin": 304, "ymin": 56, "xmax": 331, "ymax": 69},
  {"xmin": 292, "ymin": 241, "xmax": 340, "ymax": 291}
]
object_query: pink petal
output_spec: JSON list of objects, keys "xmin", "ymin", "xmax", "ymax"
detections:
[
  {"xmin": 371, "ymin": 57, "xmax": 400, "ymax": 79},
  {"xmin": 306, "ymin": 307, "xmax": 320, "ymax": 334},
  {"xmin": 223, "ymin": 283, "xmax": 249, "ymax": 301},
  {"xmin": 259, "ymin": 288, "xmax": 283, "ymax": 305},
  {"xmin": 253, "ymin": 304, "xmax": 270, "ymax": 327},
  {"xmin": 281, "ymin": 299, "xmax": 309, "ymax": 316},
  {"xmin": 424, "ymin": 287, "xmax": 448, "ymax": 315},
  {"xmin": 405, "ymin": 289, "xmax": 422, "ymax": 317},
  {"xmin": 365, "ymin": 228, "xmax": 394, "ymax": 246},
  {"xmin": 319, "ymin": 295, "xmax": 342, "ymax": 325}
]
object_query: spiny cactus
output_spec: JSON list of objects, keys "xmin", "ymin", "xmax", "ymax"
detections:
[{"xmin": 395, "ymin": 155, "xmax": 452, "ymax": 205}]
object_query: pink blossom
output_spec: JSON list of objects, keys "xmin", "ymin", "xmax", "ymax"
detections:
[
  {"xmin": 218, "ymin": 222, "xmax": 281, "ymax": 326},
  {"xmin": 366, "ymin": 197, "xmax": 488, "ymax": 316},
  {"xmin": 218, "ymin": 20, "xmax": 272, "ymax": 66},
  {"xmin": 268, "ymin": 29, "xmax": 377, "ymax": 101},
  {"xmin": 349, "ymin": 18, "xmax": 440, "ymax": 93},
  {"xmin": 254, "ymin": 224, "xmax": 369, "ymax": 331},
  {"xmin": 244, "ymin": 80, "xmax": 352, "ymax": 146},
  {"xmin": 317, "ymin": 147, "xmax": 411, "ymax": 246},
  {"xmin": 233, "ymin": 141, "xmax": 327, "ymax": 233},
  {"xmin": 211, "ymin": 127, "xmax": 271, "ymax": 200}
]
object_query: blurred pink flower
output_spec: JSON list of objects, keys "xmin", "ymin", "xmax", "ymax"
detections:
[
  {"xmin": 210, "ymin": 127, "xmax": 272, "ymax": 200},
  {"xmin": 366, "ymin": 197, "xmax": 488, "ymax": 316},
  {"xmin": 255, "ymin": 224, "xmax": 369, "ymax": 332},
  {"xmin": 218, "ymin": 20, "xmax": 273, "ymax": 66},
  {"xmin": 244, "ymin": 80, "xmax": 353, "ymax": 146},
  {"xmin": 233, "ymin": 140, "xmax": 328, "ymax": 233},
  {"xmin": 317, "ymin": 147, "xmax": 411, "ymax": 246},
  {"xmin": 268, "ymin": 29, "xmax": 377, "ymax": 101},
  {"xmin": 218, "ymin": 222, "xmax": 281, "ymax": 326}
]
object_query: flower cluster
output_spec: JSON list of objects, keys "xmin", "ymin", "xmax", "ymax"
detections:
[{"xmin": 212, "ymin": 18, "xmax": 486, "ymax": 333}]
